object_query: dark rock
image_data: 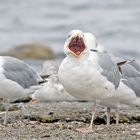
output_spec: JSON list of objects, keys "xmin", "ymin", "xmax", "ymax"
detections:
[{"xmin": 0, "ymin": 43, "xmax": 56, "ymax": 59}]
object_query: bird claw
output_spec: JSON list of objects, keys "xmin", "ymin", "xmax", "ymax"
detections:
[{"xmin": 29, "ymin": 99, "xmax": 40, "ymax": 104}]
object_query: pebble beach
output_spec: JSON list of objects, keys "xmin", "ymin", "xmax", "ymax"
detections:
[{"xmin": 0, "ymin": 101, "xmax": 140, "ymax": 140}]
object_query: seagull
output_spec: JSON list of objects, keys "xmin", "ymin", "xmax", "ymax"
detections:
[
  {"xmin": 31, "ymin": 60, "xmax": 76, "ymax": 102},
  {"xmin": 58, "ymin": 30, "xmax": 140, "ymax": 133},
  {"xmin": 81, "ymin": 31, "xmax": 140, "ymax": 125},
  {"xmin": 84, "ymin": 31, "xmax": 140, "ymax": 106},
  {"xmin": 58, "ymin": 30, "xmax": 121, "ymax": 132},
  {"xmin": 0, "ymin": 56, "xmax": 45, "ymax": 124}
]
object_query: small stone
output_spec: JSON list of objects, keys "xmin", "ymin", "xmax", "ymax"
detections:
[{"xmin": 136, "ymin": 132, "xmax": 140, "ymax": 135}]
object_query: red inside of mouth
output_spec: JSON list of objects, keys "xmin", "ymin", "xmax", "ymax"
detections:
[{"xmin": 68, "ymin": 36, "xmax": 86, "ymax": 55}]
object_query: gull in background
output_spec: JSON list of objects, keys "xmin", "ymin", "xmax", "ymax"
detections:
[
  {"xmin": 31, "ymin": 60, "xmax": 77, "ymax": 102},
  {"xmin": 85, "ymin": 32, "xmax": 140, "ymax": 124},
  {"xmin": 0, "ymin": 56, "xmax": 45, "ymax": 124},
  {"xmin": 58, "ymin": 30, "xmax": 140, "ymax": 133},
  {"xmin": 84, "ymin": 32, "xmax": 135, "ymax": 124}
]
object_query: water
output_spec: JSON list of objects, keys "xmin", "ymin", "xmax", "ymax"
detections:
[{"xmin": 0, "ymin": 0, "xmax": 140, "ymax": 60}]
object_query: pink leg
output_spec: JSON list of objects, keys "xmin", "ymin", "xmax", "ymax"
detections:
[
  {"xmin": 76, "ymin": 102, "xmax": 97, "ymax": 133},
  {"xmin": 116, "ymin": 108, "xmax": 119, "ymax": 125}
]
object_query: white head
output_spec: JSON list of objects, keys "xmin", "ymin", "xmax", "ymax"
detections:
[
  {"xmin": 84, "ymin": 32, "xmax": 106, "ymax": 53},
  {"xmin": 84, "ymin": 32, "xmax": 97, "ymax": 50},
  {"xmin": 64, "ymin": 30, "xmax": 99, "ymax": 58}
]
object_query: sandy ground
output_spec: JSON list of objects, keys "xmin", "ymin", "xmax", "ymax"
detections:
[{"xmin": 0, "ymin": 101, "xmax": 140, "ymax": 140}]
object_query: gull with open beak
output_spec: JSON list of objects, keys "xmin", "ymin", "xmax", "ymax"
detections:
[{"xmin": 58, "ymin": 30, "xmax": 121, "ymax": 132}]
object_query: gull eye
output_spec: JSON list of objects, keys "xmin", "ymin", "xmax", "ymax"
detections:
[
  {"xmin": 83, "ymin": 34, "xmax": 85, "ymax": 38},
  {"xmin": 67, "ymin": 30, "xmax": 75, "ymax": 39},
  {"xmin": 67, "ymin": 34, "xmax": 71, "ymax": 38}
]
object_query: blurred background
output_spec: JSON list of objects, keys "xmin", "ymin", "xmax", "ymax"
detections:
[{"xmin": 0, "ymin": 0, "xmax": 140, "ymax": 71}]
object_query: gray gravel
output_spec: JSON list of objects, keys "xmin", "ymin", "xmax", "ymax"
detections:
[{"xmin": 0, "ymin": 101, "xmax": 140, "ymax": 140}]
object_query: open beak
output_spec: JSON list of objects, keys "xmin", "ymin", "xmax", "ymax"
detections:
[{"xmin": 68, "ymin": 34, "xmax": 86, "ymax": 57}]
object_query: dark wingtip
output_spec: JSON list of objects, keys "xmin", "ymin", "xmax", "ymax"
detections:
[
  {"xmin": 90, "ymin": 49, "xmax": 98, "ymax": 52},
  {"xmin": 40, "ymin": 74, "xmax": 50, "ymax": 79},
  {"xmin": 38, "ymin": 79, "xmax": 48, "ymax": 84}
]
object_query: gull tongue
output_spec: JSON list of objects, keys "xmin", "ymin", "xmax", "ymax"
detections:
[
  {"xmin": 75, "ymin": 45, "xmax": 82, "ymax": 55},
  {"xmin": 76, "ymin": 51, "xmax": 81, "ymax": 55}
]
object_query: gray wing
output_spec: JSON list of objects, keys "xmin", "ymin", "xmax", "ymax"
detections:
[
  {"xmin": 120, "ymin": 63, "xmax": 140, "ymax": 97},
  {"xmin": 109, "ymin": 54, "xmax": 126, "ymax": 63},
  {"xmin": 110, "ymin": 55, "xmax": 140, "ymax": 97},
  {"xmin": 3, "ymin": 56, "xmax": 42, "ymax": 89},
  {"xmin": 110, "ymin": 54, "xmax": 140, "ymax": 72},
  {"xmin": 97, "ymin": 52, "xmax": 121, "ymax": 89}
]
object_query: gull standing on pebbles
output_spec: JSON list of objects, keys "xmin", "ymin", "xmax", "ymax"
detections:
[
  {"xmin": 84, "ymin": 32, "xmax": 140, "ymax": 124},
  {"xmin": 0, "ymin": 56, "xmax": 44, "ymax": 124},
  {"xmin": 58, "ymin": 30, "xmax": 121, "ymax": 132},
  {"xmin": 85, "ymin": 32, "xmax": 140, "ymax": 123},
  {"xmin": 58, "ymin": 30, "xmax": 140, "ymax": 133}
]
